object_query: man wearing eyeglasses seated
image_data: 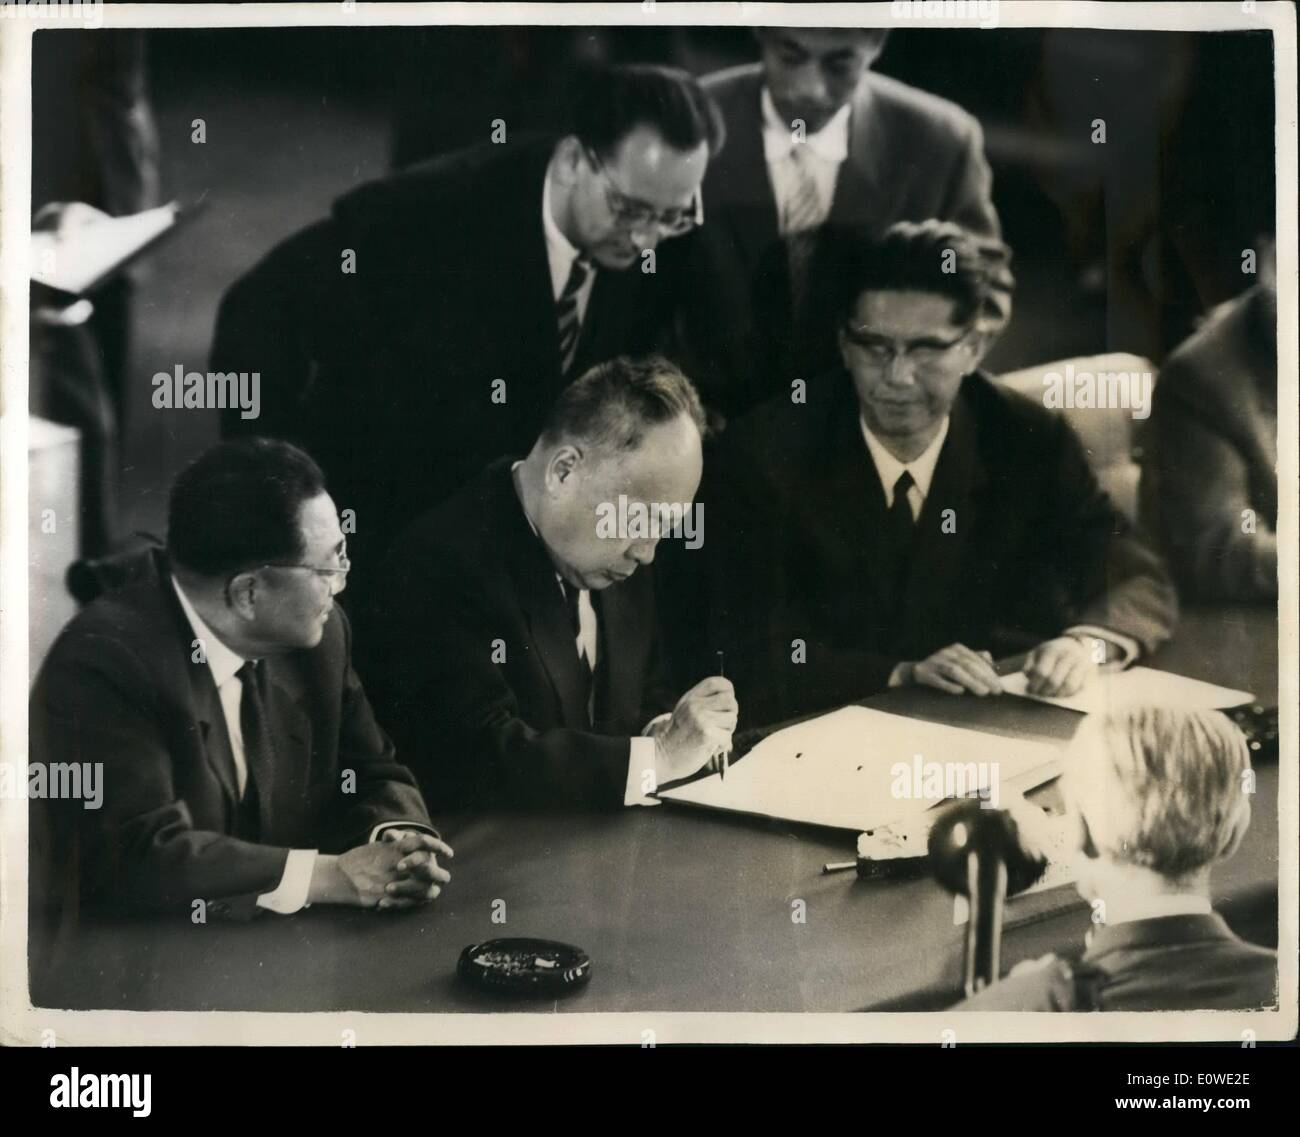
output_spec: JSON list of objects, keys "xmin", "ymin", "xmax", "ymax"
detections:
[
  {"xmin": 708, "ymin": 220, "xmax": 1175, "ymax": 725},
  {"xmin": 211, "ymin": 63, "xmax": 724, "ymax": 578},
  {"xmin": 29, "ymin": 437, "xmax": 450, "ymax": 921}
]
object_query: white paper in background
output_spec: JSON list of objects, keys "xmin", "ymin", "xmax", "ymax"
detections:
[
  {"xmin": 30, "ymin": 203, "xmax": 178, "ymax": 295},
  {"xmin": 1000, "ymin": 665, "xmax": 1253, "ymax": 714},
  {"xmin": 657, "ymin": 705, "xmax": 1061, "ymax": 832}
]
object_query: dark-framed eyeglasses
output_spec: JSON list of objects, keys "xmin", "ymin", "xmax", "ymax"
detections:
[
  {"xmin": 841, "ymin": 323, "xmax": 975, "ymax": 369},
  {"xmin": 585, "ymin": 147, "xmax": 704, "ymax": 237}
]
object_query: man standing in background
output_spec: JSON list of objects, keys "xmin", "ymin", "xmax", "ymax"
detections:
[{"xmin": 673, "ymin": 27, "xmax": 1006, "ymax": 422}]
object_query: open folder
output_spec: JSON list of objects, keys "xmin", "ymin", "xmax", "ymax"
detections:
[{"xmin": 656, "ymin": 706, "xmax": 1063, "ymax": 833}]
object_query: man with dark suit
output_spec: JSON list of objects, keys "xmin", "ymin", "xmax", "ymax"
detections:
[
  {"xmin": 29, "ymin": 438, "xmax": 451, "ymax": 920},
  {"xmin": 211, "ymin": 64, "xmax": 724, "ymax": 572},
  {"xmin": 1141, "ymin": 264, "xmax": 1278, "ymax": 603},
  {"xmin": 672, "ymin": 28, "xmax": 1006, "ymax": 421},
  {"xmin": 360, "ymin": 356, "xmax": 737, "ymax": 811},
  {"xmin": 955, "ymin": 706, "xmax": 1276, "ymax": 1011},
  {"xmin": 711, "ymin": 221, "xmax": 1175, "ymax": 725}
]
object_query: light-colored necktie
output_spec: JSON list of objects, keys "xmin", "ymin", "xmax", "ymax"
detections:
[{"xmin": 783, "ymin": 147, "xmax": 824, "ymax": 353}]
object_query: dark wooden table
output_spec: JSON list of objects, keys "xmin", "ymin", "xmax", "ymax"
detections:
[{"xmin": 30, "ymin": 607, "xmax": 1279, "ymax": 1013}]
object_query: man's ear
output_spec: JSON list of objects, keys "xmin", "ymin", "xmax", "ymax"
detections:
[
  {"xmin": 552, "ymin": 136, "xmax": 585, "ymax": 185},
  {"xmin": 544, "ymin": 445, "xmax": 582, "ymax": 494},
  {"xmin": 226, "ymin": 571, "xmax": 260, "ymax": 621}
]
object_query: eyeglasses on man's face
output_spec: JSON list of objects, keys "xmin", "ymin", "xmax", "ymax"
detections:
[
  {"xmin": 585, "ymin": 147, "xmax": 703, "ymax": 237},
  {"xmin": 234, "ymin": 540, "xmax": 351, "ymax": 591},
  {"xmin": 841, "ymin": 323, "xmax": 975, "ymax": 370}
]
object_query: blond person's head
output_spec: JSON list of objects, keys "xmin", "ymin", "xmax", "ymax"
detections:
[{"xmin": 1064, "ymin": 706, "xmax": 1253, "ymax": 891}]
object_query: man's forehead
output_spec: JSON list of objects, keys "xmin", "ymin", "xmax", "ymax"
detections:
[
  {"xmin": 608, "ymin": 127, "xmax": 707, "ymax": 180},
  {"xmin": 854, "ymin": 289, "xmax": 963, "ymax": 332},
  {"xmin": 765, "ymin": 27, "xmax": 878, "ymax": 57},
  {"xmin": 298, "ymin": 493, "xmax": 342, "ymax": 550}
]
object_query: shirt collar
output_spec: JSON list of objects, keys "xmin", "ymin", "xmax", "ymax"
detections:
[
  {"xmin": 859, "ymin": 415, "xmax": 951, "ymax": 504},
  {"xmin": 171, "ymin": 575, "xmax": 249, "ymax": 689},
  {"xmin": 541, "ymin": 153, "xmax": 582, "ymax": 299},
  {"xmin": 1100, "ymin": 892, "xmax": 1213, "ymax": 927},
  {"xmin": 761, "ymin": 86, "xmax": 851, "ymax": 164}
]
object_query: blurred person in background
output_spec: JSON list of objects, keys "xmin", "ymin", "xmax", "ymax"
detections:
[{"xmin": 1140, "ymin": 238, "xmax": 1277, "ymax": 604}]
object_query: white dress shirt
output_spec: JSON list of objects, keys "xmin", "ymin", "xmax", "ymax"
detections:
[
  {"xmin": 171, "ymin": 577, "xmax": 315, "ymax": 914},
  {"xmin": 760, "ymin": 86, "xmax": 851, "ymax": 236},
  {"xmin": 542, "ymin": 157, "xmax": 596, "ymax": 319},
  {"xmin": 172, "ymin": 579, "xmax": 427, "ymax": 913},
  {"xmin": 860, "ymin": 414, "xmax": 950, "ymax": 521},
  {"xmin": 855, "ymin": 422, "xmax": 1140, "ymax": 680},
  {"xmin": 510, "ymin": 464, "xmax": 660, "ymax": 806}
]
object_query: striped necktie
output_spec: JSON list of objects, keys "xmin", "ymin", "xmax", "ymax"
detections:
[
  {"xmin": 783, "ymin": 147, "xmax": 824, "ymax": 350},
  {"xmin": 556, "ymin": 255, "xmax": 592, "ymax": 375}
]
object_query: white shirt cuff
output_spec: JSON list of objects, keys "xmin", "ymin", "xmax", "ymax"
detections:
[
  {"xmin": 256, "ymin": 848, "xmax": 317, "ymax": 914},
  {"xmin": 1065, "ymin": 625, "xmax": 1139, "ymax": 669},
  {"xmin": 626, "ymin": 716, "xmax": 671, "ymax": 807}
]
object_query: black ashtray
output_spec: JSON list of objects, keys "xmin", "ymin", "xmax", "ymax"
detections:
[{"xmin": 457, "ymin": 938, "xmax": 592, "ymax": 996}]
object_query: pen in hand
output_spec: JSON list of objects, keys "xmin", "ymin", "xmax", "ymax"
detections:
[{"xmin": 713, "ymin": 651, "xmax": 729, "ymax": 781}]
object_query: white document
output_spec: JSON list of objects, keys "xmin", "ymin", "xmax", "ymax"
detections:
[
  {"xmin": 31, "ymin": 203, "xmax": 179, "ymax": 295},
  {"xmin": 657, "ymin": 706, "xmax": 1062, "ymax": 833},
  {"xmin": 1000, "ymin": 665, "xmax": 1252, "ymax": 714}
]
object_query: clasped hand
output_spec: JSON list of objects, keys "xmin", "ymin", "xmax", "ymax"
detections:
[{"xmin": 332, "ymin": 830, "xmax": 455, "ymax": 911}]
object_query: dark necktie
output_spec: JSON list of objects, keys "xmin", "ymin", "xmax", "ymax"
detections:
[
  {"xmin": 884, "ymin": 470, "xmax": 917, "ymax": 610},
  {"xmin": 556, "ymin": 255, "xmax": 592, "ymax": 375},
  {"xmin": 234, "ymin": 660, "xmax": 270, "ymax": 839}
]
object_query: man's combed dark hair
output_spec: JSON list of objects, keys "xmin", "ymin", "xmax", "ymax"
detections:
[
  {"xmin": 167, "ymin": 437, "xmax": 327, "ymax": 577},
  {"xmin": 819, "ymin": 219, "xmax": 1015, "ymax": 327},
  {"xmin": 570, "ymin": 63, "xmax": 725, "ymax": 160},
  {"xmin": 541, "ymin": 355, "xmax": 707, "ymax": 454}
]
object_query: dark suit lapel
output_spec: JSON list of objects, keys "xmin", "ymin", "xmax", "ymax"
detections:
[
  {"xmin": 457, "ymin": 138, "xmax": 562, "ymax": 389},
  {"xmin": 191, "ymin": 675, "xmax": 240, "ymax": 809},
  {"xmin": 708, "ymin": 75, "xmax": 780, "ymax": 271},
  {"xmin": 816, "ymin": 377, "xmax": 895, "ymax": 609},
  {"xmin": 829, "ymin": 82, "xmax": 887, "ymax": 228},
  {"xmin": 496, "ymin": 465, "xmax": 591, "ymax": 728},
  {"xmin": 161, "ymin": 572, "xmax": 241, "ymax": 810},
  {"xmin": 574, "ymin": 267, "xmax": 626, "ymax": 377},
  {"xmin": 896, "ymin": 384, "xmax": 986, "ymax": 636}
]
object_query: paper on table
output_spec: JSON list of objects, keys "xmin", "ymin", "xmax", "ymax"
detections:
[
  {"xmin": 1000, "ymin": 665, "xmax": 1252, "ymax": 714},
  {"xmin": 31, "ymin": 203, "xmax": 179, "ymax": 295},
  {"xmin": 657, "ymin": 705, "xmax": 1062, "ymax": 833}
]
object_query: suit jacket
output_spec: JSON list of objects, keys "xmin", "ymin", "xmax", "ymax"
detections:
[
  {"xmin": 954, "ymin": 913, "xmax": 1278, "ymax": 1011},
  {"xmin": 358, "ymin": 458, "xmax": 676, "ymax": 812},
  {"xmin": 670, "ymin": 64, "xmax": 1003, "ymax": 419},
  {"xmin": 709, "ymin": 369, "xmax": 1177, "ymax": 725},
  {"xmin": 210, "ymin": 136, "xmax": 669, "ymax": 567},
  {"xmin": 1140, "ymin": 285, "xmax": 1278, "ymax": 602},
  {"xmin": 28, "ymin": 550, "xmax": 432, "ymax": 919}
]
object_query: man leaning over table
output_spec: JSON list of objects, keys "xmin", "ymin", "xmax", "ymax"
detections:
[
  {"xmin": 360, "ymin": 355, "xmax": 738, "ymax": 812},
  {"xmin": 708, "ymin": 219, "xmax": 1177, "ymax": 725},
  {"xmin": 29, "ymin": 438, "xmax": 452, "ymax": 921}
]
